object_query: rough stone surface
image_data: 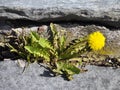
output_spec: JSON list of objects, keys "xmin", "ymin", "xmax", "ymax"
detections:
[
  {"xmin": 0, "ymin": 60, "xmax": 120, "ymax": 90},
  {"xmin": 0, "ymin": 1, "xmax": 120, "ymax": 89},
  {"xmin": 0, "ymin": 0, "xmax": 120, "ymax": 27},
  {"xmin": 0, "ymin": 22, "xmax": 120, "ymax": 58}
]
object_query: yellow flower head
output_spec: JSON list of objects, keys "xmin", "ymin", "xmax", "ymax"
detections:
[{"xmin": 88, "ymin": 31, "xmax": 106, "ymax": 51}]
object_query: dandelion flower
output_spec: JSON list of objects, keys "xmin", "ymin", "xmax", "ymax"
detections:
[{"xmin": 88, "ymin": 31, "xmax": 106, "ymax": 51}]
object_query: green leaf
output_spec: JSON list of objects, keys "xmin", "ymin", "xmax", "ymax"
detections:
[
  {"xmin": 50, "ymin": 23, "xmax": 57, "ymax": 36},
  {"xmin": 50, "ymin": 23, "xmax": 59, "ymax": 49},
  {"xmin": 63, "ymin": 62, "xmax": 80, "ymax": 75},
  {"xmin": 58, "ymin": 35, "xmax": 66, "ymax": 51},
  {"xmin": 55, "ymin": 61, "xmax": 80, "ymax": 79},
  {"xmin": 24, "ymin": 46, "xmax": 34, "ymax": 54},
  {"xmin": 60, "ymin": 38, "xmax": 87, "ymax": 60},
  {"xmin": 30, "ymin": 31, "xmax": 40, "ymax": 42},
  {"xmin": 30, "ymin": 31, "xmax": 54, "ymax": 51},
  {"xmin": 38, "ymin": 37, "xmax": 53, "ymax": 50},
  {"xmin": 24, "ymin": 46, "xmax": 50, "ymax": 61}
]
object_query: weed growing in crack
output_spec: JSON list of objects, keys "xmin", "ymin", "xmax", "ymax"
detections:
[{"xmin": 8, "ymin": 23, "xmax": 106, "ymax": 80}]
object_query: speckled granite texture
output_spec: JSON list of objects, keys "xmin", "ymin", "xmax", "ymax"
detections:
[{"xmin": 0, "ymin": 60, "xmax": 120, "ymax": 90}]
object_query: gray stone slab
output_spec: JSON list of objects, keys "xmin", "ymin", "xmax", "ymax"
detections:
[
  {"xmin": 0, "ymin": 0, "xmax": 120, "ymax": 27},
  {"xmin": 0, "ymin": 60, "xmax": 120, "ymax": 90}
]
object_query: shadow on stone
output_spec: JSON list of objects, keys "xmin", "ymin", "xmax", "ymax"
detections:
[
  {"xmin": 39, "ymin": 69, "xmax": 69, "ymax": 81},
  {"xmin": 40, "ymin": 70, "xmax": 55, "ymax": 77}
]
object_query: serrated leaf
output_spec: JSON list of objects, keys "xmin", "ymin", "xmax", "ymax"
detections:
[
  {"xmin": 56, "ymin": 61, "xmax": 80, "ymax": 75},
  {"xmin": 30, "ymin": 31, "xmax": 40, "ymax": 42},
  {"xmin": 58, "ymin": 35, "xmax": 66, "ymax": 51},
  {"xmin": 50, "ymin": 23, "xmax": 59, "ymax": 49},
  {"xmin": 60, "ymin": 38, "xmax": 87, "ymax": 60},
  {"xmin": 24, "ymin": 46, "xmax": 50, "ymax": 61},
  {"xmin": 38, "ymin": 37, "xmax": 53, "ymax": 50},
  {"xmin": 64, "ymin": 63, "xmax": 80, "ymax": 75},
  {"xmin": 50, "ymin": 23, "xmax": 57, "ymax": 36}
]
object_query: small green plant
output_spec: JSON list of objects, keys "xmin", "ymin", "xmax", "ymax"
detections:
[
  {"xmin": 8, "ymin": 23, "xmax": 106, "ymax": 80},
  {"xmin": 24, "ymin": 23, "xmax": 86, "ymax": 80}
]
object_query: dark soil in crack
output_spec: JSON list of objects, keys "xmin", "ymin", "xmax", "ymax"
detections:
[{"xmin": 0, "ymin": 19, "xmax": 120, "ymax": 69}]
